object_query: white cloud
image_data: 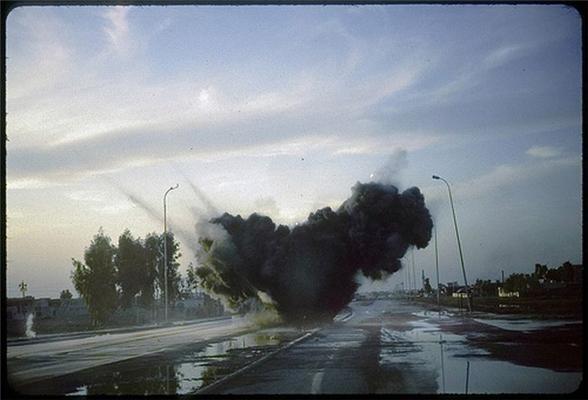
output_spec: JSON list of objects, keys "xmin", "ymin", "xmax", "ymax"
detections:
[
  {"xmin": 526, "ymin": 145, "xmax": 562, "ymax": 158},
  {"xmin": 423, "ymin": 156, "xmax": 580, "ymax": 206},
  {"xmin": 6, "ymin": 9, "xmax": 73, "ymax": 102},
  {"xmin": 65, "ymin": 190, "xmax": 109, "ymax": 203},
  {"xmin": 456, "ymin": 156, "xmax": 579, "ymax": 200},
  {"xmin": 7, "ymin": 178, "xmax": 65, "ymax": 190},
  {"xmin": 483, "ymin": 44, "xmax": 523, "ymax": 69},
  {"xmin": 103, "ymin": 7, "xmax": 131, "ymax": 54}
]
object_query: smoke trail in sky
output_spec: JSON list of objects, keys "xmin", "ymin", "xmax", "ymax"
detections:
[
  {"xmin": 173, "ymin": 167, "xmax": 219, "ymax": 216},
  {"xmin": 107, "ymin": 180, "xmax": 197, "ymax": 253}
]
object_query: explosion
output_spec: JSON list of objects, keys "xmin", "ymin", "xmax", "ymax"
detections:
[{"xmin": 195, "ymin": 182, "xmax": 433, "ymax": 324}]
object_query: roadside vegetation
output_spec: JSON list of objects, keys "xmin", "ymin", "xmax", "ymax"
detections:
[{"xmin": 71, "ymin": 227, "xmax": 196, "ymax": 327}]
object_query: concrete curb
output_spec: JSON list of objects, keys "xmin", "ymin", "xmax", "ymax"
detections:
[{"xmin": 196, "ymin": 327, "xmax": 322, "ymax": 394}]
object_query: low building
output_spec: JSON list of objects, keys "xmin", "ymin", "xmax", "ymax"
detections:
[
  {"xmin": 452, "ymin": 287, "xmax": 470, "ymax": 298},
  {"xmin": 56, "ymin": 298, "xmax": 89, "ymax": 318},
  {"xmin": 7, "ymin": 297, "xmax": 36, "ymax": 336},
  {"xmin": 33, "ymin": 298, "xmax": 54, "ymax": 319},
  {"xmin": 498, "ymin": 287, "xmax": 520, "ymax": 298}
]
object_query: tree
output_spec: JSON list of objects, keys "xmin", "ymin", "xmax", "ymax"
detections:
[
  {"xmin": 71, "ymin": 228, "xmax": 118, "ymax": 326},
  {"xmin": 546, "ymin": 267, "xmax": 562, "ymax": 282},
  {"xmin": 503, "ymin": 273, "xmax": 527, "ymax": 293},
  {"xmin": 116, "ymin": 230, "xmax": 147, "ymax": 308},
  {"xmin": 504, "ymin": 272, "xmax": 538, "ymax": 294},
  {"xmin": 141, "ymin": 233, "xmax": 160, "ymax": 307},
  {"xmin": 155, "ymin": 232, "xmax": 182, "ymax": 307},
  {"xmin": 186, "ymin": 262, "xmax": 198, "ymax": 293},
  {"xmin": 561, "ymin": 261, "xmax": 575, "ymax": 283},
  {"xmin": 534, "ymin": 264, "xmax": 548, "ymax": 280},
  {"xmin": 60, "ymin": 289, "xmax": 73, "ymax": 300}
]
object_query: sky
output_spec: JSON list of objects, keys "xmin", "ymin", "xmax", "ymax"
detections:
[{"xmin": 5, "ymin": 4, "xmax": 582, "ymax": 298}]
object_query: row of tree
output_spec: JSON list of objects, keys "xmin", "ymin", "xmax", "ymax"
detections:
[
  {"xmin": 71, "ymin": 228, "xmax": 188, "ymax": 326},
  {"xmin": 420, "ymin": 261, "xmax": 580, "ymax": 297},
  {"xmin": 502, "ymin": 261, "xmax": 580, "ymax": 294}
]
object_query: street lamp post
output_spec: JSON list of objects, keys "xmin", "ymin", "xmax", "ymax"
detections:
[
  {"xmin": 432, "ymin": 175, "xmax": 472, "ymax": 312},
  {"xmin": 434, "ymin": 224, "xmax": 440, "ymax": 310},
  {"xmin": 163, "ymin": 184, "xmax": 179, "ymax": 322}
]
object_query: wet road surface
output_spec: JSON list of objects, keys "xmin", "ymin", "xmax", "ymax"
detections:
[
  {"xmin": 7, "ymin": 298, "xmax": 583, "ymax": 395},
  {"xmin": 7, "ymin": 316, "xmax": 253, "ymax": 390},
  {"xmin": 210, "ymin": 299, "xmax": 582, "ymax": 394}
]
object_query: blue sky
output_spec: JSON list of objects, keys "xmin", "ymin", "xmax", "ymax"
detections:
[{"xmin": 5, "ymin": 4, "xmax": 581, "ymax": 298}]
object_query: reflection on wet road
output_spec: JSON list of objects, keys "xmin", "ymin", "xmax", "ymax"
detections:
[
  {"xmin": 58, "ymin": 328, "xmax": 303, "ymax": 396},
  {"xmin": 8, "ymin": 316, "xmax": 255, "ymax": 392},
  {"xmin": 8, "ymin": 299, "xmax": 583, "ymax": 395},
  {"xmin": 213, "ymin": 299, "xmax": 582, "ymax": 394}
]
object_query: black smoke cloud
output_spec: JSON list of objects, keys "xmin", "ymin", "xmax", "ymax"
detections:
[{"xmin": 196, "ymin": 182, "xmax": 433, "ymax": 323}]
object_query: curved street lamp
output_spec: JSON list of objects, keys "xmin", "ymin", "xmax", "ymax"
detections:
[
  {"xmin": 163, "ymin": 183, "xmax": 179, "ymax": 322},
  {"xmin": 432, "ymin": 175, "xmax": 471, "ymax": 312}
]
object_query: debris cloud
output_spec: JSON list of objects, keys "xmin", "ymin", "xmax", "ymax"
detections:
[{"xmin": 196, "ymin": 181, "xmax": 433, "ymax": 324}]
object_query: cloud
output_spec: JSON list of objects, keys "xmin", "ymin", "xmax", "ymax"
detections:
[
  {"xmin": 6, "ymin": 9, "xmax": 73, "ymax": 102},
  {"xmin": 65, "ymin": 190, "xmax": 109, "ymax": 203},
  {"xmin": 103, "ymin": 7, "xmax": 131, "ymax": 54},
  {"xmin": 526, "ymin": 145, "xmax": 562, "ymax": 158},
  {"xmin": 5, "ymin": 6, "xmax": 580, "ymax": 193},
  {"xmin": 482, "ymin": 44, "xmax": 524, "ymax": 70},
  {"xmin": 425, "ymin": 156, "xmax": 580, "ymax": 204}
]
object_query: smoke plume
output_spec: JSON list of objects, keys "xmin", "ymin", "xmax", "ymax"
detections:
[{"xmin": 196, "ymin": 181, "xmax": 433, "ymax": 324}]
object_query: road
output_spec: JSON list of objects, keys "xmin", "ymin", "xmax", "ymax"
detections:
[
  {"xmin": 7, "ymin": 298, "xmax": 583, "ymax": 396},
  {"xmin": 206, "ymin": 299, "xmax": 582, "ymax": 394},
  {"xmin": 7, "ymin": 316, "xmax": 252, "ymax": 391}
]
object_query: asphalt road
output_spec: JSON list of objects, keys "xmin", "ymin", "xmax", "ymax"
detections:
[
  {"xmin": 208, "ymin": 299, "xmax": 583, "ymax": 395},
  {"xmin": 7, "ymin": 316, "xmax": 252, "ymax": 389},
  {"xmin": 7, "ymin": 298, "xmax": 583, "ymax": 395}
]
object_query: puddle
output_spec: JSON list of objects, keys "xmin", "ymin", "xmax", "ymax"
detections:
[
  {"xmin": 412, "ymin": 310, "xmax": 454, "ymax": 320},
  {"xmin": 379, "ymin": 318, "xmax": 582, "ymax": 394},
  {"xmin": 473, "ymin": 318, "xmax": 582, "ymax": 332},
  {"xmin": 443, "ymin": 357, "xmax": 582, "ymax": 394},
  {"xmin": 64, "ymin": 329, "xmax": 300, "ymax": 395}
]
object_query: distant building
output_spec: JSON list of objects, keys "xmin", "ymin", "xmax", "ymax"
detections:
[
  {"xmin": 33, "ymin": 298, "xmax": 53, "ymax": 319},
  {"xmin": 7, "ymin": 296, "xmax": 90, "ymax": 336},
  {"xmin": 6, "ymin": 297, "xmax": 35, "ymax": 321},
  {"xmin": 498, "ymin": 287, "xmax": 520, "ymax": 298},
  {"xmin": 7, "ymin": 297, "xmax": 36, "ymax": 336},
  {"xmin": 439, "ymin": 281, "xmax": 459, "ymax": 296},
  {"xmin": 56, "ymin": 298, "xmax": 89, "ymax": 318},
  {"xmin": 452, "ymin": 287, "xmax": 470, "ymax": 298}
]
